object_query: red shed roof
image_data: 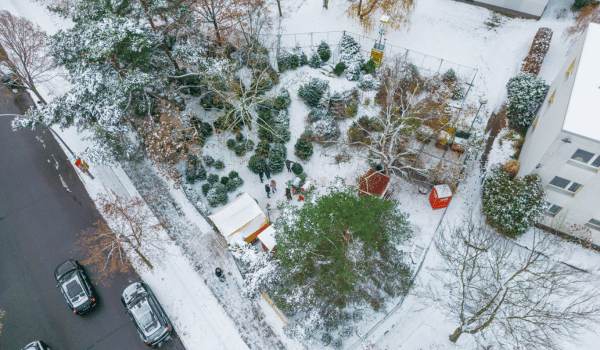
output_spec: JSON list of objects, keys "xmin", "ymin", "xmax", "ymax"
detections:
[{"xmin": 359, "ymin": 169, "xmax": 391, "ymax": 197}]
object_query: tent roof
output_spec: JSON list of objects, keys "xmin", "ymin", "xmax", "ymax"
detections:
[
  {"xmin": 563, "ymin": 23, "xmax": 600, "ymax": 142},
  {"xmin": 258, "ymin": 226, "xmax": 277, "ymax": 251},
  {"xmin": 209, "ymin": 193, "xmax": 266, "ymax": 238},
  {"xmin": 358, "ymin": 169, "xmax": 391, "ymax": 197}
]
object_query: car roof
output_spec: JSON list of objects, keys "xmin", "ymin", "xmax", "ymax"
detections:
[
  {"xmin": 54, "ymin": 259, "xmax": 78, "ymax": 278},
  {"xmin": 21, "ymin": 341, "xmax": 41, "ymax": 350},
  {"xmin": 122, "ymin": 282, "xmax": 148, "ymax": 305}
]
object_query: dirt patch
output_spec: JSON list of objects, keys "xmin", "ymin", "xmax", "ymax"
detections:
[{"xmin": 480, "ymin": 105, "xmax": 507, "ymax": 169}]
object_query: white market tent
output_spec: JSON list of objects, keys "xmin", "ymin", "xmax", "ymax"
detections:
[
  {"xmin": 208, "ymin": 193, "xmax": 269, "ymax": 245},
  {"xmin": 258, "ymin": 226, "xmax": 277, "ymax": 251}
]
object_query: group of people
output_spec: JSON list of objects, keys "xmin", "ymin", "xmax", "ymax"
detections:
[{"xmin": 261, "ymin": 159, "xmax": 297, "ymax": 200}]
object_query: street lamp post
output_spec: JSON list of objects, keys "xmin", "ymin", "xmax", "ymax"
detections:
[{"xmin": 469, "ymin": 96, "xmax": 488, "ymax": 134}]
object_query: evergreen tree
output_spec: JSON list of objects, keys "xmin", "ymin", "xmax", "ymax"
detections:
[
  {"xmin": 317, "ymin": 41, "xmax": 331, "ymax": 62},
  {"xmin": 273, "ymin": 182, "xmax": 412, "ymax": 327},
  {"xmin": 506, "ymin": 72, "xmax": 549, "ymax": 128}
]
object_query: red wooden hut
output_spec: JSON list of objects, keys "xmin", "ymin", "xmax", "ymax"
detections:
[
  {"xmin": 359, "ymin": 169, "xmax": 391, "ymax": 197},
  {"xmin": 429, "ymin": 184, "xmax": 453, "ymax": 209}
]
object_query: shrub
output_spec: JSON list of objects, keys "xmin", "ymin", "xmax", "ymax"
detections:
[
  {"xmin": 220, "ymin": 176, "xmax": 229, "ymax": 185},
  {"xmin": 502, "ymin": 160, "xmax": 521, "ymax": 178},
  {"xmin": 312, "ymin": 119, "xmax": 340, "ymax": 142},
  {"xmin": 339, "ymin": 34, "xmax": 363, "ymax": 66},
  {"xmin": 269, "ymin": 153, "xmax": 285, "ymax": 173},
  {"xmin": 226, "ymin": 176, "xmax": 244, "ymax": 192},
  {"xmin": 574, "ymin": 0, "xmax": 598, "ymax": 10},
  {"xmin": 317, "ymin": 41, "xmax": 331, "ymax": 62},
  {"xmin": 226, "ymin": 139, "xmax": 236, "ymax": 150},
  {"xmin": 294, "ymin": 132, "xmax": 314, "ymax": 160},
  {"xmin": 358, "ymin": 75, "xmax": 378, "ymax": 91},
  {"xmin": 482, "ymin": 169, "xmax": 546, "ymax": 237},
  {"xmin": 204, "ymin": 155, "xmax": 215, "ymax": 167},
  {"xmin": 333, "ymin": 62, "xmax": 346, "ymax": 76},
  {"xmin": 185, "ymin": 163, "xmax": 207, "ymax": 183},
  {"xmin": 274, "ymin": 88, "xmax": 292, "ymax": 110},
  {"xmin": 442, "ymin": 68, "xmax": 457, "ymax": 83},
  {"xmin": 228, "ymin": 170, "xmax": 239, "ymax": 179},
  {"xmin": 293, "ymin": 45, "xmax": 308, "ymax": 67},
  {"xmin": 214, "ymin": 160, "xmax": 225, "ymax": 170},
  {"xmin": 451, "ymin": 86, "xmax": 464, "ymax": 100},
  {"xmin": 206, "ymin": 183, "xmax": 228, "ymax": 207},
  {"xmin": 288, "ymin": 54, "xmax": 299, "ymax": 69},
  {"xmin": 298, "ymin": 172, "xmax": 308, "ymax": 182},
  {"xmin": 506, "ymin": 72, "xmax": 549, "ymax": 128},
  {"xmin": 256, "ymin": 140, "xmax": 271, "ymax": 157},
  {"xmin": 248, "ymin": 154, "xmax": 268, "ymax": 174},
  {"xmin": 362, "ymin": 59, "xmax": 376, "ymax": 74},
  {"xmin": 234, "ymin": 144, "xmax": 247, "ymax": 156},
  {"xmin": 201, "ymin": 183, "xmax": 211, "ymax": 196},
  {"xmin": 346, "ymin": 62, "xmax": 361, "ymax": 81},
  {"xmin": 298, "ymin": 78, "xmax": 329, "ymax": 108},
  {"xmin": 308, "ymin": 51, "xmax": 323, "ymax": 69},
  {"xmin": 258, "ymin": 126, "xmax": 275, "ymax": 142},
  {"xmin": 271, "ymin": 143, "xmax": 287, "ymax": 159},
  {"xmin": 207, "ymin": 173, "xmax": 219, "ymax": 184},
  {"xmin": 291, "ymin": 162, "xmax": 303, "ymax": 175}
]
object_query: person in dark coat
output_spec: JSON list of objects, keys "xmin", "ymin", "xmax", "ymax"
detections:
[
  {"xmin": 270, "ymin": 179, "xmax": 277, "ymax": 193},
  {"xmin": 265, "ymin": 184, "xmax": 271, "ymax": 198},
  {"xmin": 215, "ymin": 268, "xmax": 225, "ymax": 282},
  {"xmin": 258, "ymin": 168, "xmax": 264, "ymax": 183},
  {"xmin": 264, "ymin": 166, "xmax": 271, "ymax": 179},
  {"xmin": 285, "ymin": 187, "xmax": 292, "ymax": 200},
  {"xmin": 285, "ymin": 160, "xmax": 293, "ymax": 172}
]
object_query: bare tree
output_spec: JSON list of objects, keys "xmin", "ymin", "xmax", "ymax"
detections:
[
  {"xmin": 346, "ymin": 0, "xmax": 416, "ymax": 32},
  {"xmin": 429, "ymin": 219, "xmax": 600, "ymax": 349},
  {"xmin": 566, "ymin": 4, "xmax": 600, "ymax": 43},
  {"xmin": 78, "ymin": 191, "xmax": 168, "ymax": 285},
  {"xmin": 0, "ymin": 11, "xmax": 54, "ymax": 104},
  {"xmin": 193, "ymin": 0, "xmax": 237, "ymax": 45}
]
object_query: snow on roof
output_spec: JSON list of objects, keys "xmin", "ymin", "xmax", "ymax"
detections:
[
  {"xmin": 258, "ymin": 226, "xmax": 277, "ymax": 251},
  {"xmin": 433, "ymin": 184, "xmax": 452, "ymax": 198},
  {"xmin": 563, "ymin": 23, "xmax": 600, "ymax": 142},
  {"xmin": 209, "ymin": 193, "xmax": 267, "ymax": 239},
  {"xmin": 476, "ymin": 0, "xmax": 548, "ymax": 17}
]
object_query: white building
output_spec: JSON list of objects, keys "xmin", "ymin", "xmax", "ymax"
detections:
[
  {"xmin": 517, "ymin": 23, "xmax": 600, "ymax": 240},
  {"xmin": 456, "ymin": 0, "xmax": 548, "ymax": 19}
]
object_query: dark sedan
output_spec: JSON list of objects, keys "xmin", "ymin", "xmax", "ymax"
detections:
[
  {"xmin": 121, "ymin": 282, "xmax": 172, "ymax": 346},
  {"xmin": 54, "ymin": 260, "xmax": 97, "ymax": 315}
]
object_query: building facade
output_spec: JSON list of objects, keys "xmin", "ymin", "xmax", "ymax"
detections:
[{"xmin": 517, "ymin": 23, "xmax": 600, "ymax": 239}]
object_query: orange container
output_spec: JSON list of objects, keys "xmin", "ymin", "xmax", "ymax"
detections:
[{"xmin": 429, "ymin": 184, "xmax": 452, "ymax": 209}]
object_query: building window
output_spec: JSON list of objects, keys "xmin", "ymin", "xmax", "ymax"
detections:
[
  {"xmin": 570, "ymin": 149, "xmax": 600, "ymax": 168},
  {"xmin": 549, "ymin": 176, "xmax": 583, "ymax": 194},
  {"xmin": 589, "ymin": 218, "xmax": 600, "ymax": 230},
  {"xmin": 545, "ymin": 202, "xmax": 562, "ymax": 216},
  {"xmin": 566, "ymin": 59, "xmax": 576, "ymax": 76},
  {"xmin": 548, "ymin": 90, "xmax": 555, "ymax": 104}
]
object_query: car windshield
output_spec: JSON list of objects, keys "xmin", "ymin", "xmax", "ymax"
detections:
[
  {"xmin": 62, "ymin": 275, "xmax": 87, "ymax": 307},
  {"xmin": 131, "ymin": 299, "xmax": 161, "ymax": 336}
]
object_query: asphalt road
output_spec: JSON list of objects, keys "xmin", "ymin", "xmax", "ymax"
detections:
[{"xmin": 0, "ymin": 86, "xmax": 185, "ymax": 350}]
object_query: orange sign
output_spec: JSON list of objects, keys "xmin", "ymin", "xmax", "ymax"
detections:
[{"xmin": 370, "ymin": 49, "xmax": 384, "ymax": 67}]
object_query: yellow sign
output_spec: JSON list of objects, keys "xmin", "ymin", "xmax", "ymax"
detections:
[{"xmin": 370, "ymin": 49, "xmax": 383, "ymax": 67}]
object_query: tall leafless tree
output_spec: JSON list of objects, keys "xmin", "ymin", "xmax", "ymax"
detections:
[
  {"xmin": 566, "ymin": 4, "xmax": 600, "ymax": 44},
  {"xmin": 193, "ymin": 0, "xmax": 237, "ymax": 45},
  {"xmin": 346, "ymin": 0, "xmax": 416, "ymax": 32},
  {"xmin": 429, "ymin": 219, "xmax": 600, "ymax": 349},
  {"xmin": 78, "ymin": 191, "xmax": 168, "ymax": 285},
  {"xmin": 0, "ymin": 11, "xmax": 55, "ymax": 104}
]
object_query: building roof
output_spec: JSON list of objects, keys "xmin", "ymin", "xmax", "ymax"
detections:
[
  {"xmin": 433, "ymin": 184, "xmax": 452, "ymax": 198},
  {"xmin": 208, "ymin": 193, "xmax": 267, "ymax": 243},
  {"xmin": 563, "ymin": 23, "xmax": 600, "ymax": 142},
  {"xmin": 258, "ymin": 225, "xmax": 277, "ymax": 251},
  {"xmin": 358, "ymin": 169, "xmax": 391, "ymax": 197},
  {"xmin": 476, "ymin": 0, "xmax": 548, "ymax": 18}
]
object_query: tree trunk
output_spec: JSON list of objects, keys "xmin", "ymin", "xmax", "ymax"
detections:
[
  {"xmin": 449, "ymin": 327, "xmax": 462, "ymax": 343},
  {"xmin": 110, "ymin": 55, "xmax": 126, "ymax": 77},
  {"xmin": 323, "ymin": 0, "xmax": 328, "ymax": 9},
  {"xmin": 213, "ymin": 20, "xmax": 222, "ymax": 46},
  {"xmin": 277, "ymin": 0, "xmax": 283, "ymax": 15},
  {"xmin": 357, "ymin": 0, "xmax": 362, "ymax": 16},
  {"xmin": 134, "ymin": 248, "xmax": 154, "ymax": 269},
  {"xmin": 29, "ymin": 84, "xmax": 47, "ymax": 104}
]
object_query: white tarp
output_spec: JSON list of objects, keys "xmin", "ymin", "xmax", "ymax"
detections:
[
  {"xmin": 258, "ymin": 226, "xmax": 277, "ymax": 251},
  {"xmin": 209, "ymin": 193, "xmax": 267, "ymax": 243}
]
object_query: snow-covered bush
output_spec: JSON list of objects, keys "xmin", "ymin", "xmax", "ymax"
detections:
[
  {"xmin": 357, "ymin": 74, "xmax": 379, "ymax": 91},
  {"xmin": 442, "ymin": 68, "xmax": 457, "ymax": 83},
  {"xmin": 293, "ymin": 45, "xmax": 308, "ymax": 67},
  {"xmin": 362, "ymin": 59, "xmax": 376, "ymax": 74},
  {"xmin": 346, "ymin": 62, "xmax": 361, "ymax": 81},
  {"xmin": 185, "ymin": 155, "xmax": 207, "ymax": 183},
  {"xmin": 294, "ymin": 132, "xmax": 314, "ymax": 160},
  {"xmin": 298, "ymin": 78, "xmax": 329, "ymax": 108},
  {"xmin": 248, "ymin": 154, "xmax": 268, "ymax": 174},
  {"xmin": 271, "ymin": 142, "xmax": 287, "ymax": 159},
  {"xmin": 339, "ymin": 34, "xmax": 364, "ymax": 80},
  {"xmin": 482, "ymin": 168, "xmax": 546, "ymax": 237},
  {"xmin": 207, "ymin": 173, "xmax": 219, "ymax": 184},
  {"xmin": 312, "ymin": 118, "xmax": 340, "ymax": 143},
  {"xmin": 220, "ymin": 176, "xmax": 229, "ymax": 185},
  {"xmin": 206, "ymin": 183, "xmax": 228, "ymax": 207},
  {"xmin": 506, "ymin": 72, "xmax": 549, "ymax": 128},
  {"xmin": 203, "ymin": 155, "xmax": 215, "ymax": 167},
  {"xmin": 201, "ymin": 183, "xmax": 211, "ymax": 196},
  {"xmin": 308, "ymin": 51, "xmax": 322, "ymax": 69},
  {"xmin": 226, "ymin": 176, "xmax": 244, "ymax": 192},
  {"xmin": 230, "ymin": 242, "xmax": 279, "ymax": 298},
  {"xmin": 228, "ymin": 170, "xmax": 239, "ymax": 179},
  {"xmin": 317, "ymin": 41, "xmax": 331, "ymax": 62},
  {"xmin": 226, "ymin": 139, "xmax": 236, "ymax": 150},
  {"xmin": 214, "ymin": 160, "xmax": 225, "ymax": 170},
  {"xmin": 269, "ymin": 153, "xmax": 285, "ymax": 173}
]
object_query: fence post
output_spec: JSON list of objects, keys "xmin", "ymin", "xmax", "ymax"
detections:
[
  {"xmin": 437, "ymin": 59, "xmax": 443, "ymax": 75},
  {"xmin": 421, "ymin": 54, "xmax": 426, "ymax": 69},
  {"xmin": 311, "ymin": 32, "xmax": 313, "ymax": 47}
]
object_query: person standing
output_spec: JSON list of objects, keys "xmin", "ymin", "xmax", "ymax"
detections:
[
  {"xmin": 285, "ymin": 187, "xmax": 292, "ymax": 201},
  {"xmin": 258, "ymin": 168, "xmax": 264, "ymax": 183},
  {"xmin": 265, "ymin": 166, "xmax": 271, "ymax": 180},
  {"xmin": 215, "ymin": 268, "xmax": 225, "ymax": 282},
  {"xmin": 270, "ymin": 179, "xmax": 277, "ymax": 193},
  {"xmin": 265, "ymin": 183, "xmax": 271, "ymax": 198},
  {"xmin": 285, "ymin": 160, "xmax": 293, "ymax": 172}
]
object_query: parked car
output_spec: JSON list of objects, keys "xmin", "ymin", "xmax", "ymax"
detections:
[
  {"xmin": 20, "ymin": 340, "xmax": 50, "ymax": 350},
  {"xmin": 54, "ymin": 259, "xmax": 97, "ymax": 315},
  {"xmin": 121, "ymin": 282, "xmax": 172, "ymax": 346}
]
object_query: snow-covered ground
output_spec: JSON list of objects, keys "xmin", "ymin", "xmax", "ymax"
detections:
[{"xmin": 4, "ymin": 0, "xmax": 600, "ymax": 349}]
